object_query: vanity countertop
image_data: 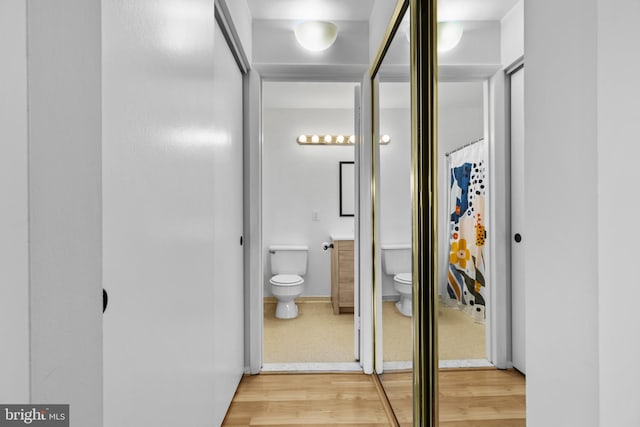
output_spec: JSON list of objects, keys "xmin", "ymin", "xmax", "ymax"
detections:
[{"xmin": 330, "ymin": 234, "xmax": 354, "ymax": 241}]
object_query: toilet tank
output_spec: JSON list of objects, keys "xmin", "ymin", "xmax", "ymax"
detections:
[
  {"xmin": 269, "ymin": 245, "xmax": 308, "ymax": 275},
  {"xmin": 381, "ymin": 244, "xmax": 411, "ymax": 275}
]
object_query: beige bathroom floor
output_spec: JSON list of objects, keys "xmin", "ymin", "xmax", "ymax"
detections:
[{"xmin": 263, "ymin": 300, "xmax": 486, "ymax": 363}]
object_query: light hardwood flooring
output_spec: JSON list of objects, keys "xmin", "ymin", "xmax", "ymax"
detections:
[
  {"xmin": 223, "ymin": 369, "xmax": 525, "ymax": 426},
  {"xmin": 223, "ymin": 373, "xmax": 390, "ymax": 426}
]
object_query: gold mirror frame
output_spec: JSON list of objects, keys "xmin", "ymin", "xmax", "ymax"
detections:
[{"xmin": 369, "ymin": 0, "xmax": 437, "ymax": 425}]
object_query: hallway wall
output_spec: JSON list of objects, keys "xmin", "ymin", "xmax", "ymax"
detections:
[
  {"xmin": 0, "ymin": 0, "xmax": 30, "ymax": 403},
  {"xmin": 597, "ymin": 1, "xmax": 640, "ymax": 425},
  {"xmin": 526, "ymin": 1, "xmax": 599, "ymax": 425}
]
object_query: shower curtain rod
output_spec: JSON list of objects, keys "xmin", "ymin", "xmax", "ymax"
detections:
[{"xmin": 444, "ymin": 137, "xmax": 485, "ymax": 157}]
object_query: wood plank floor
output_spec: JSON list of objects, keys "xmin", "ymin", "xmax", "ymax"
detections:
[
  {"xmin": 223, "ymin": 373, "xmax": 390, "ymax": 426},
  {"xmin": 381, "ymin": 369, "xmax": 526, "ymax": 426},
  {"xmin": 223, "ymin": 369, "xmax": 525, "ymax": 426}
]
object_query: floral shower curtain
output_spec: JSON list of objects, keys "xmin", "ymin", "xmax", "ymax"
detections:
[{"xmin": 446, "ymin": 139, "xmax": 488, "ymax": 322}]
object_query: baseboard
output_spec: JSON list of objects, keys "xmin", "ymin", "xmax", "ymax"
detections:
[{"xmin": 263, "ymin": 296, "xmax": 331, "ymax": 304}]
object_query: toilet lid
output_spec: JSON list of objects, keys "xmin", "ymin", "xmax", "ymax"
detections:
[
  {"xmin": 270, "ymin": 274, "xmax": 304, "ymax": 285},
  {"xmin": 395, "ymin": 273, "xmax": 412, "ymax": 284}
]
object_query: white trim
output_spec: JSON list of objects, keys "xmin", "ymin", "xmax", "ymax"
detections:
[
  {"xmin": 262, "ymin": 362, "xmax": 362, "ymax": 372},
  {"xmin": 384, "ymin": 361, "xmax": 413, "ymax": 371},
  {"xmin": 214, "ymin": 0, "xmax": 250, "ymax": 73},
  {"xmin": 439, "ymin": 359, "xmax": 494, "ymax": 369},
  {"xmin": 358, "ymin": 72, "xmax": 374, "ymax": 374},
  {"xmin": 487, "ymin": 69, "xmax": 511, "ymax": 369},
  {"xmin": 245, "ymin": 71, "xmax": 263, "ymax": 375}
]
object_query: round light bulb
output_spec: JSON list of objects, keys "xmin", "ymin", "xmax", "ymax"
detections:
[
  {"xmin": 324, "ymin": 135, "xmax": 332, "ymax": 143},
  {"xmin": 294, "ymin": 21, "xmax": 338, "ymax": 52},
  {"xmin": 438, "ymin": 22, "xmax": 464, "ymax": 53},
  {"xmin": 298, "ymin": 135, "xmax": 307, "ymax": 143},
  {"xmin": 349, "ymin": 135, "xmax": 356, "ymax": 144},
  {"xmin": 381, "ymin": 134, "xmax": 391, "ymax": 143},
  {"xmin": 311, "ymin": 135, "xmax": 319, "ymax": 143},
  {"xmin": 336, "ymin": 135, "xmax": 345, "ymax": 143}
]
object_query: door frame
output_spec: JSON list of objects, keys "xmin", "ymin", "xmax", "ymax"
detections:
[{"xmin": 254, "ymin": 78, "xmax": 366, "ymax": 372}]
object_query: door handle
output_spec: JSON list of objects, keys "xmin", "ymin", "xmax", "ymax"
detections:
[
  {"xmin": 514, "ymin": 233, "xmax": 522, "ymax": 243},
  {"xmin": 240, "ymin": 235, "xmax": 244, "ymax": 246},
  {"xmin": 103, "ymin": 289, "xmax": 108, "ymax": 313}
]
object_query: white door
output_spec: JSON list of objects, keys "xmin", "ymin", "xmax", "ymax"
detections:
[
  {"xmin": 103, "ymin": 2, "xmax": 244, "ymax": 424},
  {"xmin": 510, "ymin": 67, "xmax": 526, "ymax": 373},
  {"xmin": 211, "ymin": 21, "xmax": 245, "ymax": 421}
]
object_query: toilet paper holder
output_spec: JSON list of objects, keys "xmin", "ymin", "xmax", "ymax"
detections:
[{"xmin": 321, "ymin": 242, "xmax": 334, "ymax": 251}]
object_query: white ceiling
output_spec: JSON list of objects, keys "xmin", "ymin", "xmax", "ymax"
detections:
[
  {"xmin": 246, "ymin": 0, "xmax": 375, "ymax": 21},
  {"xmin": 263, "ymin": 81, "xmax": 483, "ymax": 110},
  {"xmin": 438, "ymin": 0, "xmax": 520, "ymax": 21},
  {"xmin": 257, "ymin": 0, "xmax": 516, "ymax": 109},
  {"xmin": 247, "ymin": 0, "xmax": 521, "ymax": 22}
]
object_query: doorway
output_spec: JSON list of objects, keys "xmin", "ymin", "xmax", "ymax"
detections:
[{"xmin": 260, "ymin": 81, "xmax": 361, "ymax": 370}]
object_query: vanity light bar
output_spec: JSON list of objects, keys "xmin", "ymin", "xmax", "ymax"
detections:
[{"xmin": 296, "ymin": 134, "xmax": 391, "ymax": 145}]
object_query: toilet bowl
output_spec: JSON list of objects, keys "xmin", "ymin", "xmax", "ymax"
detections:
[
  {"xmin": 269, "ymin": 274, "xmax": 305, "ymax": 319},
  {"xmin": 381, "ymin": 244, "xmax": 413, "ymax": 317},
  {"xmin": 268, "ymin": 245, "xmax": 308, "ymax": 319},
  {"xmin": 393, "ymin": 272, "xmax": 413, "ymax": 317}
]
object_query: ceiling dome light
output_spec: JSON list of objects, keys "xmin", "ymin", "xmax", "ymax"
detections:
[
  {"xmin": 438, "ymin": 22, "xmax": 464, "ymax": 53},
  {"xmin": 294, "ymin": 21, "xmax": 338, "ymax": 52}
]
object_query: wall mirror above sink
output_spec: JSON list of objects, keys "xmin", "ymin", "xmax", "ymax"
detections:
[{"xmin": 339, "ymin": 161, "xmax": 355, "ymax": 217}]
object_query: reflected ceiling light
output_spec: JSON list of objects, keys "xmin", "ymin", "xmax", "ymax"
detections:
[
  {"xmin": 294, "ymin": 21, "xmax": 338, "ymax": 52},
  {"xmin": 438, "ymin": 21, "xmax": 464, "ymax": 53},
  {"xmin": 296, "ymin": 134, "xmax": 390, "ymax": 145}
]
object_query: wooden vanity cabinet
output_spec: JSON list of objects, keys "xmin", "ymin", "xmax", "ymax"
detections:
[{"xmin": 331, "ymin": 239, "xmax": 354, "ymax": 314}]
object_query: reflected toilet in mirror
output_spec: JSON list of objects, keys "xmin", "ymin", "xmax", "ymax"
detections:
[{"xmin": 381, "ymin": 244, "xmax": 412, "ymax": 317}]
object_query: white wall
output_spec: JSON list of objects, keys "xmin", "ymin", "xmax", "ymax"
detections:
[
  {"xmin": 27, "ymin": 1, "xmax": 103, "ymax": 425},
  {"xmin": 263, "ymin": 106, "xmax": 355, "ymax": 296},
  {"xmin": 436, "ymin": 82, "xmax": 485, "ymax": 297},
  {"xmin": 501, "ymin": 1, "xmax": 524, "ymax": 67},
  {"xmin": 525, "ymin": 0, "xmax": 600, "ymax": 425},
  {"xmin": 597, "ymin": 1, "xmax": 640, "ymax": 425},
  {"xmin": 0, "ymin": 0, "xmax": 30, "ymax": 403}
]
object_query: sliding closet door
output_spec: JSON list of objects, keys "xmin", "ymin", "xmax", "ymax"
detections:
[
  {"xmin": 103, "ymin": 2, "xmax": 244, "ymax": 425},
  {"xmin": 211, "ymin": 20, "xmax": 245, "ymax": 420},
  {"xmin": 511, "ymin": 67, "xmax": 526, "ymax": 373}
]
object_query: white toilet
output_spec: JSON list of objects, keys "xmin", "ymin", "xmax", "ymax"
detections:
[
  {"xmin": 381, "ymin": 244, "xmax": 412, "ymax": 317},
  {"xmin": 268, "ymin": 245, "xmax": 308, "ymax": 319}
]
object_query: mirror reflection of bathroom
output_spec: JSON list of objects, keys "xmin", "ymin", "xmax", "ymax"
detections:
[
  {"xmin": 375, "ymin": 5, "xmax": 413, "ymax": 426},
  {"xmin": 262, "ymin": 81, "xmax": 359, "ymax": 368}
]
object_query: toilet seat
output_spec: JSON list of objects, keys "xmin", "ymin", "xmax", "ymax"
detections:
[
  {"xmin": 270, "ymin": 274, "xmax": 304, "ymax": 286},
  {"xmin": 394, "ymin": 273, "xmax": 412, "ymax": 284}
]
